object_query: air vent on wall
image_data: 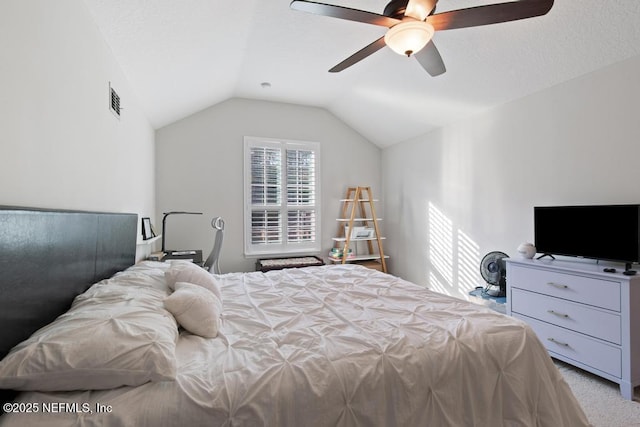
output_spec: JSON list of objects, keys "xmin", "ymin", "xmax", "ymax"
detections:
[{"xmin": 109, "ymin": 82, "xmax": 121, "ymax": 119}]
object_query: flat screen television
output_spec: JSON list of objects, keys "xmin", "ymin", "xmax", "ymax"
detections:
[{"xmin": 534, "ymin": 204, "xmax": 640, "ymax": 265}]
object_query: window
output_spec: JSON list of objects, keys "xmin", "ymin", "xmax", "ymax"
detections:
[{"xmin": 244, "ymin": 137, "xmax": 321, "ymax": 256}]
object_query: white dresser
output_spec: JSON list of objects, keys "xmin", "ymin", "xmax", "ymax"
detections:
[{"xmin": 505, "ymin": 258, "xmax": 640, "ymax": 399}]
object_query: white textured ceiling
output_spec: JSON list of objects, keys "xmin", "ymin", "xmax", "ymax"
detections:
[{"xmin": 83, "ymin": 0, "xmax": 640, "ymax": 147}]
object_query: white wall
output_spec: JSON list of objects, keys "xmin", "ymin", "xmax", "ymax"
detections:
[
  {"xmin": 0, "ymin": 0, "xmax": 155, "ymax": 248},
  {"xmin": 155, "ymin": 98, "xmax": 381, "ymax": 273},
  {"xmin": 382, "ymin": 55, "xmax": 640, "ymax": 300}
]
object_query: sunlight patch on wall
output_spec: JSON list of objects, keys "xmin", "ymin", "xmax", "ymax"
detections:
[
  {"xmin": 429, "ymin": 271, "xmax": 449, "ymax": 295},
  {"xmin": 427, "ymin": 202, "xmax": 481, "ymax": 298},
  {"xmin": 457, "ymin": 229, "xmax": 481, "ymax": 297},
  {"xmin": 428, "ymin": 202, "xmax": 453, "ymax": 287}
]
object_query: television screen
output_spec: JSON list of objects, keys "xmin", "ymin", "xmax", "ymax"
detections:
[{"xmin": 534, "ymin": 205, "xmax": 640, "ymax": 263}]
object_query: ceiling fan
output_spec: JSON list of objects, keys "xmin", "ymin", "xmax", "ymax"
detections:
[{"xmin": 290, "ymin": 0, "xmax": 554, "ymax": 76}]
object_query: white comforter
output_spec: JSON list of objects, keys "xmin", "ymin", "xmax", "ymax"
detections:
[{"xmin": 2, "ymin": 264, "xmax": 589, "ymax": 426}]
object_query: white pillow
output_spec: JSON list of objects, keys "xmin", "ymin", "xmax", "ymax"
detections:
[
  {"xmin": 164, "ymin": 282, "xmax": 222, "ymax": 338},
  {"xmin": 0, "ymin": 271, "xmax": 178, "ymax": 392},
  {"xmin": 113, "ymin": 260, "xmax": 172, "ymax": 292},
  {"xmin": 165, "ymin": 262, "xmax": 222, "ymax": 300}
]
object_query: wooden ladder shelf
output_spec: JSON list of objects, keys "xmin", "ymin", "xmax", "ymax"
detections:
[{"xmin": 331, "ymin": 186, "xmax": 388, "ymax": 273}]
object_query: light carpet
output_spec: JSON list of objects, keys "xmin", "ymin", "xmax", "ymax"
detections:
[{"xmin": 555, "ymin": 360, "xmax": 640, "ymax": 426}]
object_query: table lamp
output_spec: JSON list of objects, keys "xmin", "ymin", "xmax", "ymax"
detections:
[{"xmin": 161, "ymin": 211, "xmax": 202, "ymax": 254}]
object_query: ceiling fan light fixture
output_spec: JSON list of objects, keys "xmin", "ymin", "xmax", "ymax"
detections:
[{"xmin": 384, "ymin": 20, "xmax": 434, "ymax": 57}]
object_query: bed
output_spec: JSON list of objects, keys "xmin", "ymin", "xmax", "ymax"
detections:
[{"xmin": 0, "ymin": 207, "xmax": 590, "ymax": 426}]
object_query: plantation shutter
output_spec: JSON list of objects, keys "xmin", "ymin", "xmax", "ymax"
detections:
[
  {"xmin": 286, "ymin": 148, "xmax": 316, "ymax": 244},
  {"xmin": 244, "ymin": 137, "xmax": 320, "ymax": 256},
  {"xmin": 250, "ymin": 146, "xmax": 282, "ymax": 245}
]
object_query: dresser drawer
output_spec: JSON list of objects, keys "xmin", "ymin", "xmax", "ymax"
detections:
[
  {"xmin": 511, "ymin": 288, "xmax": 621, "ymax": 344},
  {"xmin": 508, "ymin": 265, "xmax": 621, "ymax": 311},
  {"xmin": 514, "ymin": 314, "xmax": 621, "ymax": 378}
]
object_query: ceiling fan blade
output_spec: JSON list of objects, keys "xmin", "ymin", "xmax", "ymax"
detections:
[
  {"xmin": 329, "ymin": 37, "xmax": 387, "ymax": 73},
  {"xmin": 405, "ymin": 0, "xmax": 437, "ymax": 21},
  {"xmin": 290, "ymin": 0, "xmax": 401, "ymax": 27},
  {"xmin": 414, "ymin": 40, "xmax": 446, "ymax": 76},
  {"xmin": 427, "ymin": 0, "xmax": 553, "ymax": 31}
]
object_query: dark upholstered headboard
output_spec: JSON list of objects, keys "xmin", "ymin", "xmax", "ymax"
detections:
[{"xmin": 0, "ymin": 206, "xmax": 137, "ymax": 359}]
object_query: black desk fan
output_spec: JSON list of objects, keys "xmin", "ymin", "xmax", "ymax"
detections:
[{"xmin": 480, "ymin": 251, "xmax": 509, "ymax": 297}]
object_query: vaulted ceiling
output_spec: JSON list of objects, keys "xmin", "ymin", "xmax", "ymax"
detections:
[{"xmin": 83, "ymin": 0, "xmax": 640, "ymax": 147}]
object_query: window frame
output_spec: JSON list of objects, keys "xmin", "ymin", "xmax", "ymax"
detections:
[{"xmin": 243, "ymin": 136, "xmax": 321, "ymax": 257}]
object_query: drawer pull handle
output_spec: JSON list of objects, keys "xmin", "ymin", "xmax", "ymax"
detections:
[
  {"xmin": 546, "ymin": 282, "xmax": 568, "ymax": 289},
  {"xmin": 547, "ymin": 309, "xmax": 570, "ymax": 318},
  {"xmin": 547, "ymin": 337, "xmax": 570, "ymax": 347}
]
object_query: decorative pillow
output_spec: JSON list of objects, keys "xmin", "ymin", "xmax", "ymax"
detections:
[
  {"xmin": 113, "ymin": 260, "xmax": 172, "ymax": 292},
  {"xmin": 165, "ymin": 262, "xmax": 222, "ymax": 300},
  {"xmin": 0, "ymin": 269, "xmax": 178, "ymax": 392},
  {"xmin": 164, "ymin": 282, "xmax": 222, "ymax": 338}
]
